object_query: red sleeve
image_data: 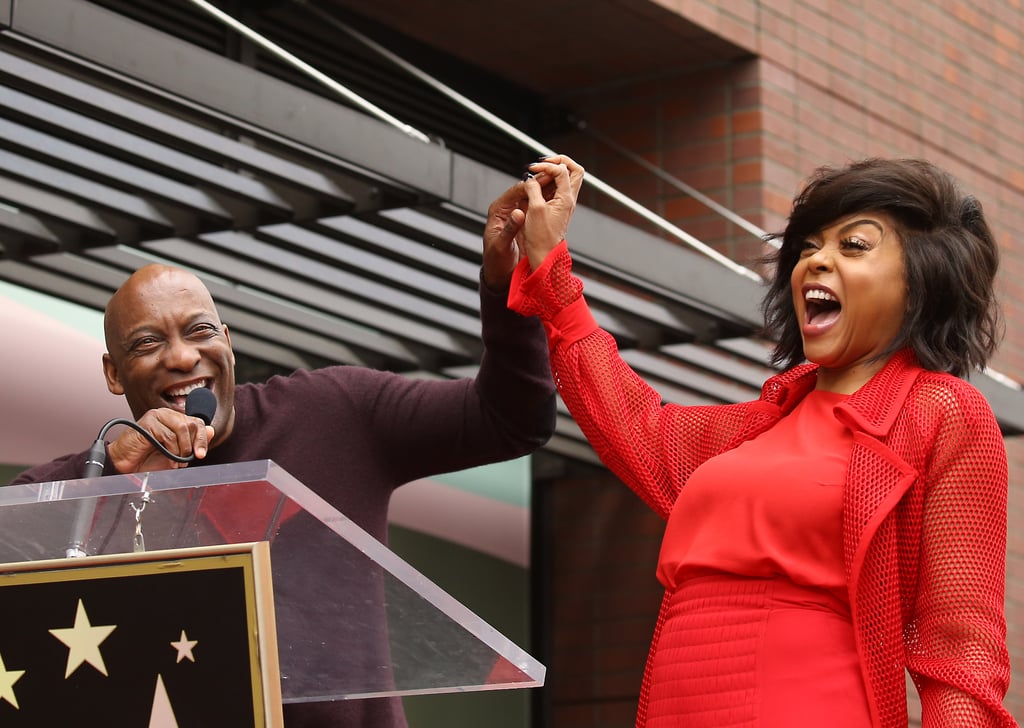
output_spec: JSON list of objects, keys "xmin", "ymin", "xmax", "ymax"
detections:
[
  {"xmin": 906, "ymin": 383, "xmax": 1016, "ymax": 727},
  {"xmin": 508, "ymin": 241, "xmax": 757, "ymax": 519}
]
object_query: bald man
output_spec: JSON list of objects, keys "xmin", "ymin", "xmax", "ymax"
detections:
[
  {"xmin": 96, "ymin": 263, "xmax": 234, "ymax": 472},
  {"xmin": 10, "ymin": 181, "xmax": 557, "ymax": 727}
]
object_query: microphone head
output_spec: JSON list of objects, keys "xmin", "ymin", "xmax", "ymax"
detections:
[{"xmin": 185, "ymin": 387, "xmax": 217, "ymax": 426}]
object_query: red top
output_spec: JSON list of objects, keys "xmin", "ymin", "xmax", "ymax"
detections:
[
  {"xmin": 658, "ymin": 389, "xmax": 851, "ymax": 596},
  {"xmin": 509, "ymin": 242, "xmax": 1016, "ymax": 728}
]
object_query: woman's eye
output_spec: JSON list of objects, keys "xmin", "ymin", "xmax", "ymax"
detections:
[{"xmin": 842, "ymin": 237, "xmax": 869, "ymax": 251}]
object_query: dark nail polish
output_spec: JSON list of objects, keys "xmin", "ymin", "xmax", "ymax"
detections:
[{"xmin": 521, "ymin": 172, "xmax": 534, "ymax": 181}]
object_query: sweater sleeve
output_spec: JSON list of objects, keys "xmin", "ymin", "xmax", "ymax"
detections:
[
  {"xmin": 331, "ymin": 272, "xmax": 558, "ymax": 487},
  {"xmin": 507, "ymin": 242, "xmax": 754, "ymax": 520},
  {"xmin": 905, "ymin": 383, "xmax": 1017, "ymax": 727},
  {"xmin": 472, "ymin": 270, "xmax": 558, "ymax": 450},
  {"xmin": 8, "ymin": 447, "xmax": 118, "ymax": 485}
]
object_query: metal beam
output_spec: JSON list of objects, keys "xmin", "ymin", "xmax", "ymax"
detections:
[
  {"xmin": 372, "ymin": 207, "xmax": 685, "ymax": 345},
  {"xmin": 969, "ymin": 372, "xmax": 1024, "ymax": 436},
  {"xmin": 7, "ymin": 0, "xmax": 453, "ymax": 201},
  {"xmin": 0, "ymin": 85, "xmax": 295, "ymax": 215},
  {"xmin": 39, "ymin": 248, "xmax": 380, "ymax": 368},
  {"xmin": 715, "ymin": 336, "xmax": 776, "ymax": 367},
  {"xmin": 568, "ymin": 206, "xmax": 765, "ymax": 332},
  {"xmin": 621, "ymin": 350, "xmax": 761, "ymax": 405},
  {"xmin": 84, "ymin": 242, "xmax": 450, "ymax": 367},
  {"xmin": 0, "ymin": 48, "xmax": 357, "ymax": 206},
  {"xmin": 661, "ymin": 342, "xmax": 775, "ymax": 390},
  {"xmin": 0, "ymin": 208, "xmax": 67, "ymax": 257},
  {"xmin": 269, "ymin": 221, "xmax": 480, "ymax": 312},
  {"xmin": 0, "ymin": 116, "xmax": 234, "ymax": 223},
  {"xmin": 0, "ymin": 176, "xmax": 122, "ymax": 243},
  {"xmin": 0, "ymin": 259, "xmax": 112, "ymax": 310},
  {"xmin": 223, "ymin": 330, "xmax": 315, "ymax": 372},
  {"xmin": 0, "ymin": 148, "xmax": 176, "ymax": 234},
  {"xmin": 199, "ymin": 229, "xmax": 483, "ymax": 347},
  {"xmin": 318, "ymin": 216, "xmax": 482, "ymax": 287}
]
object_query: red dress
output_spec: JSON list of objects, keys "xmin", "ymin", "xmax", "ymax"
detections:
[{"xmin": 649, "ymin": 389, "xmax": 871, "ymax": 726}]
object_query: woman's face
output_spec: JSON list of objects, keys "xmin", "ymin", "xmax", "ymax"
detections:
[{"xmin": 790, "ymin": 211, "xmax": 907, "ymax": 392}]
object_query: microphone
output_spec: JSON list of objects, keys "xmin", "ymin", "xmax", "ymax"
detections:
[
  {"xmin": 185, "ymin": 386, "xmax": 216, "ymax": 427},
  {"xmin": 68, "ymin": 388, "xmax": 217, "ymax": 557}
]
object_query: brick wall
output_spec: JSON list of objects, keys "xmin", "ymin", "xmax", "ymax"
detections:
[{"xmin": 542, "ymin": 1, "xmax": 1024, "ymax": 724}]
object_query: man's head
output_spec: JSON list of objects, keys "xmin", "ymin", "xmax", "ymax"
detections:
[{"xmin": 102, "ymin": 264, "xmax": 236, "ymax": 445}]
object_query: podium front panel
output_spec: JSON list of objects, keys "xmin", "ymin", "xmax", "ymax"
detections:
[{"xmin": 0, "ymin": 460, "xmax": 545, "ymax": 703}]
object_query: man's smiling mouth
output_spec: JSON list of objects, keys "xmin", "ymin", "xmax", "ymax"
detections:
[{"xmin": 163, "ymin": 379, "xmax": 212, "ymax": 407}]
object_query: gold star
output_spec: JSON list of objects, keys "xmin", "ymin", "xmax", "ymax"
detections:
[
  {"xmin": 49, "ymin": 599, "xmax": 117, "ymax": 678},
  {"xmin": 0, "ymin": 652, "xmax": 25, "ymax": 709},
  {"xmin": 170, "ymin": 630, "xmax": 198, "ymax": 664}
]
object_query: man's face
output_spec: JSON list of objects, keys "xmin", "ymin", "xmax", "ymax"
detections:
[{"xmin": 102, "ymin": 266, "xmax": 236, "ymax": 444}]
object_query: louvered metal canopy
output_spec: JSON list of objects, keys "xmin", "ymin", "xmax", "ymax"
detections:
[{"xmin": 2, "ymin": 0, "xmax": 1022, "ymax": 471}]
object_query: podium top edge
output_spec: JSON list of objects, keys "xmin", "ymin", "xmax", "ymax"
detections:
[{"xmin": 3, "ymin": 459, "xmax": 285, "ymax": 503}]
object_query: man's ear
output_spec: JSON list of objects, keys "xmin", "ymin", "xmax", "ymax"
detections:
[
  {"xmin": 224, "ymin": 324, "xmax": 235, "ymax": 366},
  {"xmin": 102, "ymin": 353, "xmax": 124, "ymax": 396}
]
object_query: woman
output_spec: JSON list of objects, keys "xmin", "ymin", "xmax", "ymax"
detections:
[{"xmin": 495, "ymin": 155, "xmax": 1016, "ymax": 727}]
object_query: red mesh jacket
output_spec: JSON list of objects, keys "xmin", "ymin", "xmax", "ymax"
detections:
[{"xmin": 509, "ymin": 242, "xmax": 1016, "ymax": 728}]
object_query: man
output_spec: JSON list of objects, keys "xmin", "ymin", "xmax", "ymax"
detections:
[{"xmin": 10, "ymin": 181, "xmax": 556, "ymax": 726}]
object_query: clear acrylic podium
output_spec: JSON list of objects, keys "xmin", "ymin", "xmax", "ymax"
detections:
[{"xmin": 0, "ymin": 460, "xmax": 545, "ymax": 705}]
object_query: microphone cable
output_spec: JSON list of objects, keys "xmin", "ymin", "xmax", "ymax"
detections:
[{"xmin": 81, "ymin": 387, "xmax": 217, "ymax": 478}]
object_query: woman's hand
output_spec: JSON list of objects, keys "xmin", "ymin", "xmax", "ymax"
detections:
[
  {"xmin": 481, "ymin": 154, "xmax": 585, "ymax": 289},
  {"xmin": 519, "ymin": 154, "xmax": 585, "ymax": 270}
]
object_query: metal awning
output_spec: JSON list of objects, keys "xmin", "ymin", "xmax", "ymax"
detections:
[{"xmin": 2, "ymin": 0, "xmax": 1022, "ymax": 473}]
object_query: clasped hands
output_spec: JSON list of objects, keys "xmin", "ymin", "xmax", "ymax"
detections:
[{"xmin": 482, "ymin": 154, "xmax": 585, "ymax": 290}]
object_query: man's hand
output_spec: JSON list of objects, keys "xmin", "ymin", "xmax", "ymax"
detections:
[
  {"xmin": 106, "ymin": 408, "xmax": 215, "ymax": 474},
  {"xmin": 482, "ymin": 179, "xmax": 529, "ymax": 291}
]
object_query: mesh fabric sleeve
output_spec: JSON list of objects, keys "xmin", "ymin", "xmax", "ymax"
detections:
[
  {"xmin": 904, "ymin": 380, "xmax": 1016, "ymax": 727},
  {"xmin": 508, "ymin": 242, "xmax": 754, "ymax": 520}
]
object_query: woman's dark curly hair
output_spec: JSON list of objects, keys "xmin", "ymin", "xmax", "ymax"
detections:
[{"xmin": 761, "ymin": 158, "xmax": 1002, "ymax": 377}]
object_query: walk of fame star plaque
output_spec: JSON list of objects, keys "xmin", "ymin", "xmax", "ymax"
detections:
[{"xmin": 0, "ymin": 542, "xmax": 281, "ymax": 726}]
